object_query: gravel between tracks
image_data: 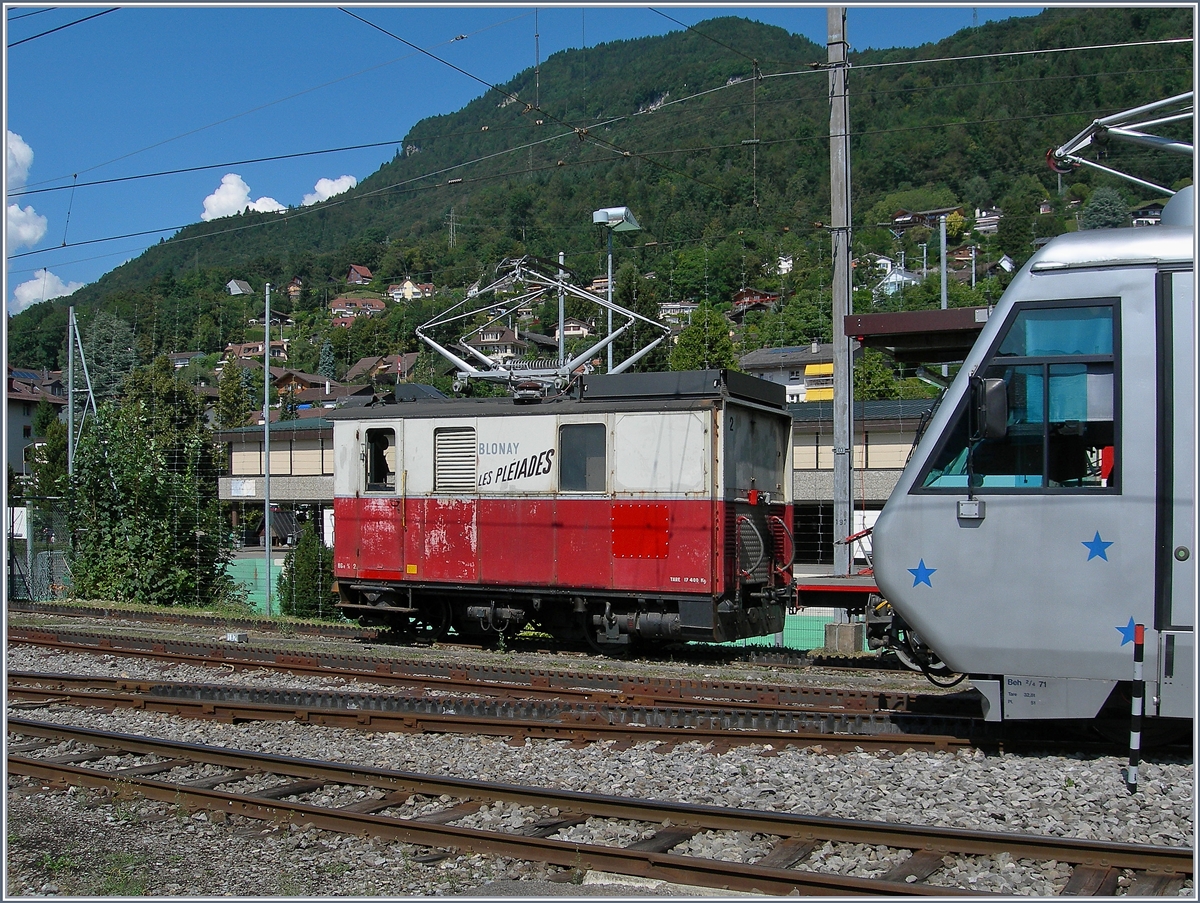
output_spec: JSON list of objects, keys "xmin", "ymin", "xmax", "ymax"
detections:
[{"xmin": 5, "ymin": 639, "xmax": 1194, "ymax": 897}]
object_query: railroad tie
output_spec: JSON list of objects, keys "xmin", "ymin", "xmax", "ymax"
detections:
[
  {"xmin": 1062, "ymin": 865, "xmax": 1120, "ymax": 896},
  {"xmin": 113, "ymin": 758, "xmax": 192, "ymax": 777},
  {"xmin": 40, "ymin": 749, "xmax": 118, "ymax": 765},
  {"xmin": 754, "ymin": 837, "xmax": 818, "ymax": 870},
  {"xmin": 1126, "ymin": 871, "xmax": 1188, "ymax": 896},
  {"xmin": 6, "ymin": 740, "xmax": 57, "ymax": 753},
  {"xmin": 338, "ymin": 790, "xmax": 411, "ymax": 815},
  {"xmin": 519, "ymin": 815, "xmax": 589, "ymax": 838},
  {"xmin": 250, "ymin": 779, "xmax": 332, "ymax": 800},
  {"xmin": 623, "ymin": 826, "xmax": 700, "ymax": 854},
  {"xmin": 184, "ymin": 768, "xmax": 263, "ymax": 790},
  {"xmin": 412, "ymin": 800, "xmax": 485, "ymax": 825},
  {"xmin": 880, "ymin": 849, "xmax": 946, "ymax": 884}
]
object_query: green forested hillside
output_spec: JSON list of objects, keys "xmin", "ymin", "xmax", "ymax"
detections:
[{"xmin": 8, "ymin": 7, "xmax": 1192, "ymax": 371}]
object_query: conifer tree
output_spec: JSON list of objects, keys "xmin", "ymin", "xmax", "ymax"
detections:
[{"xmin": 276, "ymin": 519, "xmax": 336, "ymax": 620}]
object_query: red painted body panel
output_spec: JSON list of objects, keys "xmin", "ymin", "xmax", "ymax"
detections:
[{"xmin": 333, "ymin": 496, "xmax": 789, "ymax": 597}]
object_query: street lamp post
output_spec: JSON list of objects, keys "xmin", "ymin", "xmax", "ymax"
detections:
[{"xmin": 592, "ymin": 206, "xmax": 641, "ymax": 372}]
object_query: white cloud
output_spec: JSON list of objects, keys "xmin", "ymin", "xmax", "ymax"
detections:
[
  {"xmin": 7, "ymin": 202, "xmax": 47, "ymax": 253},
  {"xmin": 9, "ymin": 269, "xmax": 85, "ymax": 316},
  {"xmin": 7, "ymin": 130, "xmax": 33, "ymax": 190},
  {"xmin": 302, "ymin": 174, "xmax": 357, "ymax": 206},
  {"xmin": 201, "ymin": 173, "xmax": 284, "ymax": 221}
]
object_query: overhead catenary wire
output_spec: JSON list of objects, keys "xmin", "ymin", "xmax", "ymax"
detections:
[
  {"xmin": 9, "ymin": 29, "xmax": 1189, "ymax": 276},
  {"xmin": 6, "ymin": 7, "xmax": 118, "ymax": 47}
]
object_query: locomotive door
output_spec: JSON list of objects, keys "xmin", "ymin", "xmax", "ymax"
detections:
[
  {"xmin": 1156, "ymin": 269, "xmax": 1194, "ymax": 718},
  {"xmin": 355, "ymin": 426, "xmax": 405, "ymax": 581}
]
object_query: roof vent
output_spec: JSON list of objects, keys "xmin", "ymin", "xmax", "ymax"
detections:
[{"xmin": 811, "ymin": 340, "xmax": 819, "ymax": 354}]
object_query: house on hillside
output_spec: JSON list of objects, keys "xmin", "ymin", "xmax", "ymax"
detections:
[
  {"xmin": 223, "ymin": 340, "xmax": 289, "ymax": 364},
  {"xmin": 465, "ymin": 325, "xmax": 527, "ymax": 363},
  {"xmin": 344, "ymin": 353, "xmax": 420, "ymax": 384},
  {"xmin": 739, "ymin": 342, "xmax": 861, "ymax": 404},
  {"xmin": 328, "ymin": 296, "xmax": 386, "ymax": 317},
  {"xmin": 7, "ymin": 366, "xmax": 66, "ymax": 477},
  {"xmin": 973, "ymin": 208, "xmax": 1002, "ymax": 235},
  {"xmin": 347, "ymin": 265, "xmax": 373, "ymax": 285},
  {"xmin": 386, "ymin": 280, "xmax": 435, "ymax": 302},
  {"xmin": 658, "ymin": 300, "xmax": 698, "ymax": 327},
  {"xmin": 226, "ymin": 279, "xmax": 253, "ymax": 296},
  {"xmin": 884, "ymin": 206, "xmax": 965, "ymax": 235},
  {"xmin": 286, "ymin": 277, "xmax": 303, "ymax": 301},
  {"xmin": 167, "ymin": 351, "xmax": 206, "ymax": 370},
  {"xmin": 1131, "ymin": 199, "xmax": 1168, "ymax": 226},
  {"xmin": 552, "ymin": 318, "xmax": 593, "ymax": 341}
]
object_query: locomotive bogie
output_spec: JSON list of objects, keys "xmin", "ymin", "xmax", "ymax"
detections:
[{"xmin": 330, "ymin": 371, "xmax": 794, "ymax": 647}]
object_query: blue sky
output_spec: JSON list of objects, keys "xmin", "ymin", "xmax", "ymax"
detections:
[{"xmin": 4, "ymin": 5, "xmax": 1043, "ymax": 316}]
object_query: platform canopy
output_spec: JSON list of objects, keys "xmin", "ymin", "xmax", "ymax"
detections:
[{"xmin": 844, "ymin": 306, "xmax": 991, "ymax": 364}]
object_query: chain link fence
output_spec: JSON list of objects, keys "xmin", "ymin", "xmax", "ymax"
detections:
[{"xmin": 7, "ymin": 500, "xmax": 73, "ymax": 601}]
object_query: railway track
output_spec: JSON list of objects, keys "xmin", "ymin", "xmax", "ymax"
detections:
[
  {"xmin": 7, "ymin": 671, "xmax": 969, "ymax": 753},
  {"xmin": 7, "ymin": 626, "xmax": 976, "ymax": 717},
  {"xmin": 8, "ymin": 718, "xmax": 1189, "ymax": 897}
]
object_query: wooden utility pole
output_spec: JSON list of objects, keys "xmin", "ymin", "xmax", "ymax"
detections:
[{"xmin": 828, "ymin": 8, "xmax": 853, "ymax": 575}]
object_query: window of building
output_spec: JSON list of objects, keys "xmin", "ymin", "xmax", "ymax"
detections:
[
  {"xmin": 365, "ymin": 428, "xmax": 396, "ymax": 492},
  {"xmin": 434, "ymin": 427, "xmax": 476, "ymax": 493},
  {"xmin": 920, "ymin": 302, "xmax": 1117, "ymax": 490},
  {"xmin": 559, "ymin": 423, "xmax": 606, "ymax": 492}
]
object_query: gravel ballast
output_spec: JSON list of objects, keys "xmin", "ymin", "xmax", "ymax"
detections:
[{"xmin": 5, "ymin": 642, "xmax": 1193, "ymax": 897}]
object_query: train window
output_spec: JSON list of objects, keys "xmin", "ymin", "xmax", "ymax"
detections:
[
  {"xmin": 559, "ymin": 423, "xmax": 606, "ymax": 492},
  {"xmin": 365, "ymin": 428, "xmax": 396, "ymax": 492},
  {"xmin": 921, "ymin": 302, "xmax": 1117, "ymax": 491},
  {"xmin": 434, "ymin": 427, "xmax": 477, "ymax": 493}
]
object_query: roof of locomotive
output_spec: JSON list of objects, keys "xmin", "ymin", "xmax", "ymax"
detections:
[
  {"xmin": 1026, "ymin": 223, "xmax": 1193, "ymax": 273},
  {"xmin": 326, "ymin": 369, "xmax": 789, "ymax": 422}
]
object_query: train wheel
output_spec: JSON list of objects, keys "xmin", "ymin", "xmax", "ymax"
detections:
[{"xmin": 397, "ymin": 599, "xmax": 451, "ymax": 644}]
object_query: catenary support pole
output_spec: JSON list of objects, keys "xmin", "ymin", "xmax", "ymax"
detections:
[
  {"xmin": 940, "ymin": 215, "xmax": 949, "ymax": 378},
  {"xmin": 828, "ymin": 7, "xmax": 853, "ymax": 576},
  {"xmin": 264, "ymin": 283, "xmax": 272, "ymax": 619},
  {"xmin": 558, "ymin": 251, "xmax": 566, "ymax": 365}
]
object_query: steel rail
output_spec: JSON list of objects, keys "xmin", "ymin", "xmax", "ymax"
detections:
[
  {"xmin": 6, "ymin": 601, "xmax": 378, "ymax": 639},
  {"xmin": 7, "ymin": 626, "xmax": 969, "ymax": 716},
  {"xmin": 6, "ymin": 672, "xmax": 968, "ymax": 752},
  {"xmin": 10, "ymin": 718, "xmax": 1190, "ymax": 895}
]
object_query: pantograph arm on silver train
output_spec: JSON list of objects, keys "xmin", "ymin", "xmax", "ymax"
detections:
[{"xmin": 1047, "ymin": 92, "xmax": 1193, "ymax": 196}]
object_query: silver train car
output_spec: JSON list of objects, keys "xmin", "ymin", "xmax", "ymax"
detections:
[{"xmin": 873, "ymin": 187, "xmax": 1194, "ymax": 722}]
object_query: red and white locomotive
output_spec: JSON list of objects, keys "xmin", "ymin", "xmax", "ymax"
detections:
[{"xmin": 330, "ymin": 370, "xmax": 794, "ymax": 648}]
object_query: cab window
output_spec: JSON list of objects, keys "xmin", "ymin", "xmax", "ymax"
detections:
[
  {"xmin": 365, "ymin": 428, "xmax": 396, "ymax": 492},
  {"xmin": 559, "ymin": 423, "xmax": 606, "ymax": 492},
  {"xmin": 921, "ymin": 302, "xmax": 1117, "ymax": 491}
]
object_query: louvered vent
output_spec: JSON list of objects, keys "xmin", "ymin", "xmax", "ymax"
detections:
[{"xmin": 434, "ymin": 427, "xmax": 477, "ymax": 493}]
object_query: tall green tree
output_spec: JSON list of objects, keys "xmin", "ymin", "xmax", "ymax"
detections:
[
  {"xmin": 216, "ymin": 362, "xmax": 253, "ymax": 429},
  {"xmin": 70, "ymin": 356, "xmax": 234, "ymax": 607},
  {"xmin": 276, "ymin": 519, "xmax": 336, "ymax": 620},
  {"xmin": 82, "ymin": 310, "xmax": 139, "ymax": 401},
  {"xmin": 1080, "ymin": 187, "xmax": 1130, "ymax": 230},
  {"xmin": 669, "ymin": 305, "xmax": 738, "ymax": 371}
]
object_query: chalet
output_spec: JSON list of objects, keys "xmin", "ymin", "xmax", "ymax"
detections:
[
  {"xmin": 347, "ymin": 265, "xmax": 373, "ymax": 285},
  {"xmin": 874, "ymin": 266, "xmax": 921, "ymax": 299},
  {"xmin": 552, "ymin": 318, "xmax": 593, "ymax": 341},
  {"xmin": 226, "ymin": 279, "xmax": 253, "ymax": 296},
  {"xmin": 1131, "ymin": 199, "xmax": 1167, "ymax": 227},
  {"xmin": 167, "ymin": 351, "xmax": 206, "ymax": 370},
  {"xmin": 330, "ymin": 316, "xmax": 357, "ymax": 329},
  {"xmin": 883, "ymin": 206, "xmax": 964, "ymax": 233},
  {"xmin": 657, "ymin": 300, "xmax": 698, "ymax": 327},
  {"xmin": 344, "ymin": 353, "xmax": 421, "ymax": 384},
  {"xmin": 588, "ymin": 275, "xmax": 609, "ymax": 295},
  {"xmin": 223, "ymin": 340, "xmax": 290, "ymax": 363},
  {"xmin": 973, "ymin": 207, "xmax": 1002, "ymax": 235},
  {"xmin": 465, "ymin": 325, "xmax": 527, "ymax": 362},
  {"xmin": 386, "ymin": 280, "xmax": 434, "ymax": 302},
  {"xmin": 738, "ymin": 342, "xmax": 861, "ymax": 404},
  {"xmin": 7, "ymin": 366, "xmax": 66, "ymax": 476},
  {"xmin": 328, "ymin": 296, "xmax": 386, "ymax": 317},
  {"xmin": 286, "ymin": 277, "xmax": 303, "ymax": 301}
]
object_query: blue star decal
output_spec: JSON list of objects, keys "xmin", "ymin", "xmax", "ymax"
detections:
[
  {"xmin": 1116, "ymin": 617, "xmax": 1137, "ymax": 646},
  {"xmin": 908, "ymin": 559, "xmax": 936, "ymax": 587},
  {"xmin": 1082, "ymin": 531, "xmax": 1114, "ymax": 561}
]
